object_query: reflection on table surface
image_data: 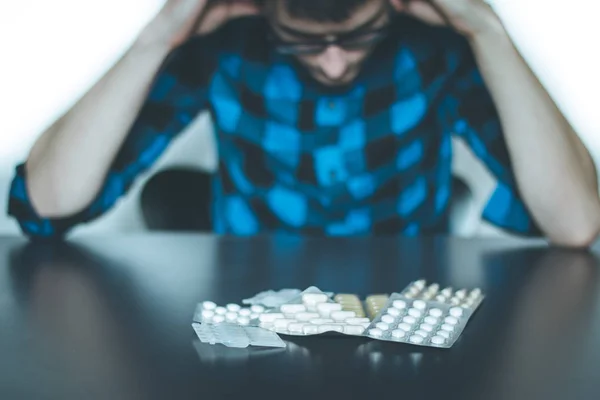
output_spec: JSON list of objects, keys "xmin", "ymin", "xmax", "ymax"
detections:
[{"xmin": 1, "ymin": 235, "xmax": 599, "ymax": 400}]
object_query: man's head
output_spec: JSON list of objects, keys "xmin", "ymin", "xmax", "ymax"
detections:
[{"xmin": 258, "ymin": 0, "xmax": 400, "ymax": 87}]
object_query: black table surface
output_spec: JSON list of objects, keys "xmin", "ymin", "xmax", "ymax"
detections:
[{"xmin": 1, "ymin": 234, "xmax": 600, "ymax": 400}]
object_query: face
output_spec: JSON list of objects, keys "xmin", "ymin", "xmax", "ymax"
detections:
[{"xmin": 266, "ymin": 0, "xmax": 394, "ymax": 87}]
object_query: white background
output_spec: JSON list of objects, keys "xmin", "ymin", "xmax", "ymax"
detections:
[{"xmin": 0, "ymin": 0, "xmax": 598, "ymax": 236}]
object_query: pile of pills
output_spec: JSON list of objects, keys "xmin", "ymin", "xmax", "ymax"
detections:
[
  {"xmin": 402, "ymin": 280, "xmax": 483, "ymax": 309},
  {"xmin": 334, "ymin": 294, "xmax": 367, "ymax": 318},
  {"xmin": 258, "ymin": 289, "xmax": 371, "ymax": 336},
  {"xmin": 194, "ymin": 301, "xmax": 266, "ymax": 326},
  {"xmin": 192, "ymin": 322, "xmax": 286, "ymax": 348}
]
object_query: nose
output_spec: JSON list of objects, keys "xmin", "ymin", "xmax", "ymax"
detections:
[{"xmin": 317, "ymin": 46, "xmax": 349, "ymax": 80}]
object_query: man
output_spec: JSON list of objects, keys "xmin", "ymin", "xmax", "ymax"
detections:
[{"xmin": 8, "ymin": 0, "xmax": 600, "ymax": 247}]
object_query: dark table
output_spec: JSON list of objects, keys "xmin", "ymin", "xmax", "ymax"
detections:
[{"xmin": 1, "ymin": 234, "xmax": 600, "ymax": 400}]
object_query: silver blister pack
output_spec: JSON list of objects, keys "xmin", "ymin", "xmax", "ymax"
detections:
[{"xmin": 192, "ymin": 323, "xmax": 286, "ymax": 348}]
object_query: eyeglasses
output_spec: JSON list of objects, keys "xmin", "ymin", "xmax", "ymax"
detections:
[{"xmin": 269, "ymin": 25, "xmax": 391, "ymax": 55}]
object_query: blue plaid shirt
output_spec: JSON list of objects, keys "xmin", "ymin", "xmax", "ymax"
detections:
[{"xmin": 8, "ymin": 16, "xmax": 541, "ymax": 238}]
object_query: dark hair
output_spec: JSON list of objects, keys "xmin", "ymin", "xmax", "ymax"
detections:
[{"xmin": 257, "ymin": 0, "xmax": 370, "ymax": 23}]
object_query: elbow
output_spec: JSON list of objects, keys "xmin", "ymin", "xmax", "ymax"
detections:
[{"xmin": 549, "ymin": 213, "xmax": 600, "ymax": 249}]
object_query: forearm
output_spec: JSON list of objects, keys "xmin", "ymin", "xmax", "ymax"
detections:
[
  {"xmin": 468, "ymin": 20, "xmax": 600, "ymax": 247},
  {"xmin": 26, "ymin": 38, "xmax": 173, "ymax": 218}
]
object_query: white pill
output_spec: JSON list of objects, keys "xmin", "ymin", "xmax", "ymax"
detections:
[
  {"xmin": 426, "ymin": 284, "xmax": 439, "ymax": 294},
  {"xmin": 381, "ymin": 315, "xmax": 396, "ymax": 324},
  {"xmin": 412, "ymin": 300, "xmax": 427, "ymax": 310},
  {"xmin": 319, "ymin": 324, "xmax": 344, "ymax": 334},
  {"xmin": 331, "ymin": 311, "xmax": 356, "ymax": 321},
  {"xmin": 316, "ymin": 303, "xmax": 342, "ymax": 317},
  {"xmin": 398, "ymin": 323, "xmax": 412, "ymax": 332},
  {"xmin": 429, "ymin": 308, "xmax": 443, "ymax": 317},
  {"xmin": 344, "ymin": 325, "xmax": 365, "ymax": 335},
  {"xmin": 303, "ymin": 324, "xmax": 320, "ymax": 335},
  {"xmin": 408, "ymin": 308, "xmax": 422, "ymax": 318},
  {"xmin": 288, "ymin": 322, "xmax": 306, "ymax": 334},
  {"xmin": 309, "ymin": 318, "xmax": 335, "ymax": 325},
  {"xmin": 392, "ymin": 329, "xmax": 406, "ymax": 339},
  {"xmin": 387, "ymin": 307, "xmax": 401, "ymax": 317},
  {"xmin": 437, "ymin": 330, "xmax": 451, "ymax": 339},
  {"xmin": 450, "ymin": 298, "xmax": 461, "ymax": 306},
  {"xmin": 415, "ymin": 329, "xmax": 429, "ymax": 338},
  {"xmin": 445, "ymin": 316, "xmax": 459, "ymax": 325},
  {"xmin": 274, "ymin": 319, "xmax": 296, "ymax": 329},
  {"xmin": 403, "ymin": 316, "xmax": 417, "ymax": 324},
  {"xmin": 226, "ymin": 303, "xmax": 241, "ymax": 312},
  {"xmin": 435, "ymin": 295, "xmax": 447, "ymax": 302},
  {"xmin": 408, "ymin": 287, "xmax": 420, "ymax": 296},
  {"xmin": 469, "ymin": 288, "xmax": 482, "ymax": 298},
  {"xmin": 259, "ymin": 313, "xmax": 284, "ymax": 323},
  {"xmin": 281, "ymin": 304, "xmax": 307, "ymax": 314},
  {"xmin": 212, "ymin": 315, "xmax": 225, "ymax": 323},
  {"xmin": 237, "ymin": 316, "xmax": 250, "ymax": 325},
  {"xmin": 409, "ymin": 335, "xmax": 424, "ymax": 344},
  {"xmin": 346, "ymin": 317, "xmax": 371, "ymax": 325},
  {"xmin": 431, "ymin": 336, "xmax": 446, "ymax": 345},
  {"xmin": 225, "ymin": 312, "xmax": 238, "ymax": 322},
  {"xmin": 449, "ymin": 307, "xmax": 464, "ymax": 317},
  {"xmin": 441, "ymin": 324, "xmax": 455, "ymax": 332},
  {"xmin": 302, "ymin": 293, "xmax": 328, "ymax": 306},
  {"xmin": 296, "ymin": 312, "xmax": 320, "ymax": 322},
  {"xmin": 215, "ymin": 307, "xmax": 227, "ymax": 315},
  {"xmin": 420, "ymin": 323, "xmax": 434, "ymax": 332},
  {"xmin": 369, "ymin": 328, "xmax": 383, "ymax": 337},
  {"xmin": 202, "ymin": 301, "xmax": 217, "ymax": 310},
  {"xmin": 393, "ymin": 300, "xmax": 407, "ymax": 309},
  {"xmin": 424, "ymin": 316, "xmax": 438, "ymax": 325},
  {"xmin": 455, "ymin": 289, "xmax": 467, "ymax": 299},
  {"xmin": 376, "ymin": 322, "xmax": 390, "ymax": 331},
  {"xmin": 414, "ymin": 279, "xmax": 426, "ymax": 289},
  {"xmin": 441, "ymin": 287, "xmax": 453, "ymax": 297},
  {"xmin": 238, "ymin": 308, "xmax": 251, "ymax": 317},
  {"xmin": 251, "ymin": 305, "xmax": 265, "ymax": 314},
  {"xmin": 201, "ymin": 310, "xmax": 215, "ymax": 320}
]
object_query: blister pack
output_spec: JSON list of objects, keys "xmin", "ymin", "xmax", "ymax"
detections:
[
  {"xmin": 193, "ymin": 301, "xmax": 267, "ymax": 326},
  {"xmin": 257, "ymin": 286, "xmax": 371, "ymax": 336},
  {"xmin": 192, "ymin": 323, "xmax": 286, "ymax": 348},
  {"xmin": 365, "ymin": 280, "xmax": 484, "ymax": 348}
]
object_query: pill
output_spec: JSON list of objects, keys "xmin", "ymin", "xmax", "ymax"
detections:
[
  {"xmin": 429, "ymin": 308, "xmax": 443, "ymax": 317},
  {"xmin": 369, "ymin": 328, "xmax": 383, "ymax": 337},
  {"xmin": 309, "ymin": 318, "xmax": 335, "ymax": 325},
  {"xmin": 346, "ymin": 317, "xmax": 371, "ymax": 325},
  {"xmin": 412, "ymin": 300, "xmax": 427, "ymax": 310},
  {"xmin": 202, "ymin": 301, "xmax": 217, "ymax": 310},
  {"xmin": 303, "ymin": 324, "xmax": 319, "ymax": 335},
  {"xmin": 450, "ymin": 298, "xmax": 461, "ymax": 306},
  {"xmin": 259, "ymin": 313, "xmax": 284, "ymax": 323},
  {"xmin": 431, "ymin": 336, "xmax": 446, "ymax": 345},
  {"xmin": 403, "ymin": 316, "xmax": 417, "ymax": 324},
  {"xmin": 408, "ymin": 287, "xmax": 420, "ymax": 296},
  {"xmin": 445, "ymin": 316, "xmax": 459, "ymax": 325},
  {"xmin": 201, "ymin": 310, "xmax": 215, "ymax": 320},
  {"xmin": 331, "ymin": 311, "xmax": 356, "ymax": 321},
  {"xmin": 381, "ymin": 315, "xmax": 396, "ymax": 324},
  {"xmin": 393, "ymin": 300, "xmax": 407, "ymax": 309},
  {"xmin": 226, "ymin": 303, "xmax": 241, "ymax": 312},
  {"xmin": 387, "ymin": 308, "xmax": 401, "ymax": 317},
  {"xmin": 424, "ymin": 316, "xmax": 438, "ymax": 325},
  {"xmin": 296, "ymin": 312, "xmax": 321, "ymax": 322},
  {"xmin": 237, "ymin": 316, "xmax": 250, "ymax": 325},
  {"xmin": 426, "ymin": 284, "xmax": 439, "ymax": 294},
  {"xmin": 225, "ymin": 312, "xmax": 238, "ymax": 322},
  {"xmin": 215, "ymin": 307, "xmax": 227, "ymax": 315},
  {"xmin": 441, "ymin": 287, "xmax": 453, "ymax": 297},
  {"xmin": 392, "ymin": 329, "xmax": 406, "ymax": 339},
  {"xmin": 288, "ymin": 323, "xmax": 306, "ymax": 334},
  {"xmin": 238, "ymin": 308, "xmax": 251, "ymax": 317},
  {"xmin": 437, "ymin": 330, "xmax": 451, "ymax": 339},
  {"xmin": 409, "ymin": 335, "xmax": 424, "ymax": 344},
  {"xmin": 469, "ymin": 288, "xmax": 482, "ymax": 298},
  {"xmin": 319, "ymin": 324, "xmax": 344, "ymax": 334},
  {"xmin": 251, "ymin": 305, "xmax": 265, "ymax": 314},
  {"xmin": 398, "ymin": 323, "xmax": 412, "ymax": 332},
  {"xmin": 212, "ymin": 315, "xmax": 225, "ymax": 323},
  {"xmin": 317, "ymin": 302, "xmax": 343, "ymax": 317},
  {"xmin": 420, "ymin": 323, "xmax": 434, "ymax": 332},
  {"xmin": 408, "ymin": 308, "xmax": 422, "ymax": 318},
  {"xmin": 344, "ymin": 325, "xmax": 365, "ymax": 335},
  {"xmin": 441, "ymin": 324, "xmax": 455, "ymax": 332},
  {"xmin": 449, "ymin": 307, "xmax": 464, "ymax": 317},
  {"xmin": 281, "ymin": 304, "xmax": 307, "ymax": 314},
  {"xmin": 303, "ymin": 293, "xmax": 328, "ymax": 306},
  {"xmin": 415, "ymin": 329, "xmax": 429, "ymax": 338},
  {"xmin": 435, "ymin": 295, "xmax": 447, "ymax": 302},
  {"xmin": 414, "ymin": 279, "xmax": 426, "ymax": 289},
  {"xmin": 274, "ymin": 319, "xmax": 296, "ymax": 329},
  {"xmin": 376, "ymin": 322, "xmax": 390, "ymax": 331},
  {"xmin": 455, "ymin": 289, "xmax": 467, "ymax": 299}
]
